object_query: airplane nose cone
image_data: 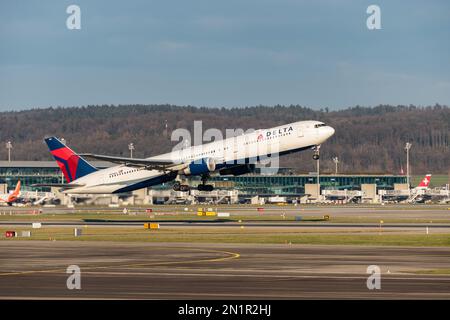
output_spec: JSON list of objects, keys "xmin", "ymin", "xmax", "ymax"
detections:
[
  {"xmin": 324, "ymin": 126, "xmax": 335, "ymax": 139},
  {"xmin": 328, "ymin": 126, "xmax": 335, "ymax": 137}
]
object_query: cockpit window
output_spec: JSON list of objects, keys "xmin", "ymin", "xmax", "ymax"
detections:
[{"xmin": 314, "ymin": 123, "xmax": 326, "ymax": 128}]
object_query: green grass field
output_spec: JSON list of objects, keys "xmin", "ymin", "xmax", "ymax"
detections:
[
  {"xmin": 1, "ymin": 207, "xmax": 450, "ymax": 224},
  {"xmin": 2, "ymin": 226, "xmax": 450, "ymax": 246},
  {"xmin": 1, "ymin": 213, "xmax": 450, "ymax": 224},
  {"xmin": 412, "ymin": 269, "xmax": 450, "ymax": 275}
]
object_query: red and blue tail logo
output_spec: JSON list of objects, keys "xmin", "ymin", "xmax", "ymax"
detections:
[{"xmin": 45, "ymin": 137, "xmax": 97, "ymax": 182}]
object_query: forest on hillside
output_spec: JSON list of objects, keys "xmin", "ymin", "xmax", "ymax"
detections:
[{"xmin": 0, "ymin": 104, "xmax": 449, "ymax": 175}]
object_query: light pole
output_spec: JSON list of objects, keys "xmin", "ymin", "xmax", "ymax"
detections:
[
  {"xmin": 6, "ymin": 141, "xmax": 12, "ymax": 162},
  {"xmin": 405, "ymin": 142, "xmax": 412, "ymax": 188},
  {"xmin": 332, "ymin": 156, "xmax": 339, "ymax": 175},
  {"xmin": 164, "ymin": 119, "xmax": 168, "ymax": 137},
  {"xmin": 128, "ymin": 143, "xmax": 135, "ymax": 158},
  {"xmin": 314, "ymin": 146, "xmax": 321, "ymax": 203}
]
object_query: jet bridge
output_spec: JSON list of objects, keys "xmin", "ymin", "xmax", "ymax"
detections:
[{"xmin": 321, "ymin": 189, "xmax": 364, "ymax": 203}]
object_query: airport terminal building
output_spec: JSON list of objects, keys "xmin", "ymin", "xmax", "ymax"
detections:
[{"xmin": 0, "ymin": 161, "xmax": 407, "ymax": 204}]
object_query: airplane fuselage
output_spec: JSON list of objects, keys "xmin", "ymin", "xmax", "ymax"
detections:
[{"xmin": 64, "ymin": 120, "xmax": 335, "ymax": 194}]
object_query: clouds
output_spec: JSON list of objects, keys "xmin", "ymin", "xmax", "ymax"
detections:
[
  {"xmin": 194, "ymin": 16, "xmax": 238, "ymax": 30},
  {"xmin": 0, "ymin": 0, "xmax": 449, "ymax": 110},
  {"xmin": 155, "ymin": 40, "xmax": 192, "ymax": 52}
]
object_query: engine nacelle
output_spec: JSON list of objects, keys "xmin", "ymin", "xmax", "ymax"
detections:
[{"xmin": 182, "ymin": 158, "xmax": 216, "ymax": 176}]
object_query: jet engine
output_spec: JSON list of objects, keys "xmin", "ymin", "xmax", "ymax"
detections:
[{"xmin": 182, "ymin": 158, "xmax": 216, "ymax": 176}]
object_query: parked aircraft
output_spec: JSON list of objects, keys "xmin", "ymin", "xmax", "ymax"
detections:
[
  {"xmin": 414, "ymin": 174, "xmax": 432, "ymax": 191},
  {"xmin": 0, "ymin": 180, "xmax": 21, "ymax": 205}
]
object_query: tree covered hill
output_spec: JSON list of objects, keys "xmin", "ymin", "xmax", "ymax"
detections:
[{"xmin": 0, "ymin": 104, "xmax": 448, "ymax": 174}]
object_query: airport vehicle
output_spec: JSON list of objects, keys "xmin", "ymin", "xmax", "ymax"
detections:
[
  {"xmin": 37, "ymin": 121, "xmax": 335, "ymax": 194},
  {"xmin": 0, "ymin": 180, "xmax": 21, "ymax": 205}
]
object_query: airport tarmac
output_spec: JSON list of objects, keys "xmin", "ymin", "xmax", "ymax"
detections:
[
  {"xmin": 1, "ymin": 241, "xmax": 450, "ymax": 299},
  {"xmin": 2, "ymin": 205, "xmax": 450, "ymax": 221},
  {"xmin": 2, "ymin": 204, "xmax": 450, "ymax": 235},
  {"xmin": 2, "ymin": 221, "xmax": 450, "ymax": 236}
]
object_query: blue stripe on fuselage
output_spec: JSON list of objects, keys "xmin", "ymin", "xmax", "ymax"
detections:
[{"xmin": 113, "ymin": 171, "xmax": 178, "ymax": 194}]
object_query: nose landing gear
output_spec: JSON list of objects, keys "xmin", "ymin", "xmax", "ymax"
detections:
[{"xmin": 312, "ymin": 145, "xmax": 321, "ymax": 160}]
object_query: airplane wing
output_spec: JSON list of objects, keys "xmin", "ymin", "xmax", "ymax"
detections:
[
  {"xmin": 79, "ymin": 153, "xmax": 182, "ymax": 171},
  {"xmin": 31, "ymin": 183, "xmax": 85, "ymax": 189}
]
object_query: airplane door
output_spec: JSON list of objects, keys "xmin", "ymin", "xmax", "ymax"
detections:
[{"xmin": 297, "ymin": 127, "xmax": 304, "ymax": 137}]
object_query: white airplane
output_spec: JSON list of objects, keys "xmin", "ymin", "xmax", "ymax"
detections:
[
  {"xmin": 408, "ymin": 174, "xmax": 432, "ymax": 203},
  {"xmin": 36, "ymin": 121, "xmax": 335, "ymax": 194},
  {"xmin": 382, "ymin": 174, "xmax": 433, "ymax": 203}
]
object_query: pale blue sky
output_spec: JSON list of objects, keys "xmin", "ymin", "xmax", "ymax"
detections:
[{"xmin": 1, "ymin": 0, "xmax": 449, "ymax": 110}]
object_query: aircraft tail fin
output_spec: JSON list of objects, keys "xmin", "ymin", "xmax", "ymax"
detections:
[
  {"xmin": 417, "ymin": 174, "xmax": 432, "ymax": 188},
  {"xmin": 12, "ymin": 180, "xmax": 21, "ymax": 196},
  {"xmin": 45, "ymin": 137, "xmax": 98, "ymax": 182},
  {"xmin": 3, "ymin": 180, "xmax": 21, "ymax": 203}
]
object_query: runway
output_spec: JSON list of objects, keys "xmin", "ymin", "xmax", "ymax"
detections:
[{"xmin": 1, "ymin": 241, "xmax": 450, "ymax": 299}]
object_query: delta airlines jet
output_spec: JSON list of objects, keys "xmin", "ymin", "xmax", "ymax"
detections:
[{"xmin": 36, "ymin": 121, "xmax": 335, "ymax": 194}]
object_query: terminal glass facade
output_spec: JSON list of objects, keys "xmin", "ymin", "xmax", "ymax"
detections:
[
  {"xmin": 196, "ymin": 174, "xmax": 406, "ymax": 195},
  {"xmin": 0, "ymin": 165, "xmax": 61, "ymax": 191},
  {"xmin": 0, "ymin": 161, "xmax": 406, "ymax": 194}
]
